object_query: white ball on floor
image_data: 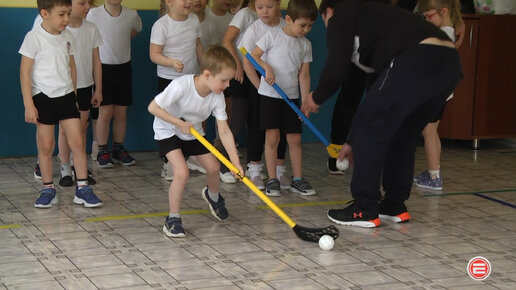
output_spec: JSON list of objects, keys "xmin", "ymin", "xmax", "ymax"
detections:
[
  {"xmin": 336, "ymin": 158, "xmax": 349, "ymax": 171},
  {"xmin": 318, "ymin": 235, "xmax": 334, "ymax": 250}
]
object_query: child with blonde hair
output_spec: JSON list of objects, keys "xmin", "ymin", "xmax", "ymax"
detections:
[
  {"xmin": 413, "ymin": 0, "xmax": 462, "ymax": 190},
  {"xmin": 148, "ymin": 46, "xmax": 243, "ymax": 237}
]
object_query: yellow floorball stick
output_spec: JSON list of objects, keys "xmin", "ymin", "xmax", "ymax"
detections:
[{"xmin": 190, "ymin": 127, "xmax": 339, "ymax": 243}]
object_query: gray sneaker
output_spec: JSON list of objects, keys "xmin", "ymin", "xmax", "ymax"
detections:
[
  {"xmin": 276, "ymin": 165, "xmax": 290, "ymax": 189},
  {"xmin": 265, "ymin": 178, "xmax": 281, "ymax": 196},
  {"xmin": 290, "ymin": 178, "xmax": 316, "ymax": 196}
]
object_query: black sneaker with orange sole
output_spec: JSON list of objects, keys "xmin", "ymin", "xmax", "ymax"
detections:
[
  {"xmin": 327, "ymin": 201, "xmax": 381, "ymax": 228},
  {"xmin": 378, "ymin": 199, "xmax": 411, "ymax": 223}
]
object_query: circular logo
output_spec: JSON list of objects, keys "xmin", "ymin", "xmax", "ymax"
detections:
[{"xmin": 467, "ymin": 256, "xmax": 491, "ymax": 280}]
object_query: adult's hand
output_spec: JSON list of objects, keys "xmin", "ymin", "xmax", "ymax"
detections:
[
  {"xmin": 338, "ymin": 143, "xmax": 353, "ymax": 165},
  {"xmin": 301, "ymin": 92, "xmax": 320, "ymax": 117}
]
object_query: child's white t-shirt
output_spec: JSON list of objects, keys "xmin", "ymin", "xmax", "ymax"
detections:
[
  {"xmin": 87, "ymin": 5, "xmax": 142, "ymax": 65},
  {"xmin": 18, "ymin": 24, "xmax": 76, "ymax": 98},
  {"xmin": 205, "ymin": 8, "xmax": 234, "ymax": 44},
  {"xmin": 198, "ymin": 15, "xmax": 217, "ymax": 51},
  {"xmin": 153, "ymin": 75, "xmax": 228, "ymax": 141},
  {"xmin": 441, "ymin": 25, "xmax": 455, "ymax": 101},
  {"xmin": 255, "ymin": 29, "xmax": 312, "ymax": 100},
  {"xmin": 238, "ymin": 18, "xmax": 286, "ymax": 55},
  {"xmin": 150, "ymin": 14, "xmax": 201, "ymax": 80},
  {"xmin": 228, "ymin": 7, "xmax": 258, "ymax": 60},
  {"xmin": 33, "ymin": 16, "xmax": 103, "ymax": 88},
  {"xmin": 67, "ymin": 20, "xmax": 103, "ymax": 88}
]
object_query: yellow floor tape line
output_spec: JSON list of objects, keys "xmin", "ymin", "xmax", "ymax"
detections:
[{"xmin": 0, "ymin": 224, "xmax": 22, "ymax": 229}]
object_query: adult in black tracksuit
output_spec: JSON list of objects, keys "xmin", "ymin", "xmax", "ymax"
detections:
[{"xmin": 302, "ymin": 0, "xmax": 462, "ymax": 228}]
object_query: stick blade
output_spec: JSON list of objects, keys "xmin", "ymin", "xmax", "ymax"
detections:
[{"xmin": 293, "ymin": 224, "xmax": 339, "ymax": 243}]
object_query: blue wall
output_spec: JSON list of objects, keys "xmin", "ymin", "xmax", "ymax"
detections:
[{"xmin": 0, "ymin": 8, "xmax": 336, "ymax": 157}]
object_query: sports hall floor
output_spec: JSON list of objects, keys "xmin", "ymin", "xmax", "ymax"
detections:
[{"xmin": 0, "ymin": 140, "xmax": 515, "ymax": 289}]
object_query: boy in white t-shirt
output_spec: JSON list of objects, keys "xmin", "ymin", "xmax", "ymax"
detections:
[
  {"xmin": 87, "ymin": 0, "xmax": 142, "ymax": 168},
  {"xmin": 250, "ymin": 0, "xmax": 317, "ymax": 196},
  {"xmin": 239, "ymin": 0, "xmax": 289, "ymax": 191},
  {"xmin": 19, "ymin": 0, "xmax": 102, "ymax": 208},
  {"xmin": 54, "ymin": 0, "xmax": 103, "ymax": 187},
  {"xmin": 191, "ymin": 0, "xmax": 217, "ymax": 51},
  {"xmin": 206, "ymin": 0, "xmax": 234, "ymax": 44},
  {"xmin": 151, "ymin": 0, "xmax": 204, "ymax": 181},
  {"xmin": 148, "ymin": 46, "xmax": 243, "ymax": 238}
]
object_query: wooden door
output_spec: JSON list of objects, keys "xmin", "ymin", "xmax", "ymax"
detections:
[
  {"xmin": 438, "ymin": 18, "xmax": 479, "ymax": 139},
  {"xmin": 472, "ymin": 15, "xmax": 516, "ymax": 138}
]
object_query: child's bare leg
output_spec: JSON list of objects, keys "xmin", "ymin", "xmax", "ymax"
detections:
[
  {"xmin": 36, "ymin": 124, "xmax": 56, "ymax": 184},
  {"xmin": 287, "ymin": 133, "xmax": 302, "ymax": 178},
  {"xmin": 96, "ymin": 105, "xmax": 114, "ymax": 146},
  {"xmin": 196, "ymin": 153, "xmax": 221, "ymax": 193},
  {"xmin": 60, "ymin": 118, "xmax": 87, "ymax": 180},
  {"xmin": 167, "ymin": 150, "xmax": 189, "ymax": 213},
  {"xmin": 265, "ymin": 129, "xmax": 280, "ymax": 179},
  {"xmin": 112, "ymin": 105, "xmax": 127, "ymax": 143},
  {"xmin": 80, "ymin": 110, "xmax": 90, "ymax": 134},
  {"xmin": 58, "ymin": 125, "xmax": 71, "ymax": 164},
  {"xmin": 422, "ymin": 122, "xmax": 441, "ymax": 171}
]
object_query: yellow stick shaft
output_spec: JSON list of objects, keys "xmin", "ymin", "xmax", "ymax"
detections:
[{"xmin": 190, "ymin": 128, "xmax": 296, "ymax": 228}]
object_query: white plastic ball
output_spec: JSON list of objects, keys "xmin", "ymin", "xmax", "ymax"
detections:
[
  {"xmin": 318, "ymin": 235, "xmax": 334, "ymax": 251},
  {"xmin": 336, "ymin": 158, "xmax": 349, "ymax": 171}
]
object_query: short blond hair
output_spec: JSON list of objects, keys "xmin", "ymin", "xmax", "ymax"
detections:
[{"xmin": 200, "ymin": 46, "xmax": 237, "ymax": 75}]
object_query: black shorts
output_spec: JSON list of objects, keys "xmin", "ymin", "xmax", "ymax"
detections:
[
  {"xmin": 77, "ymin": 86, "xmax": 93, "ymax": 111},
  {"xmin": 102, "ymin": 62, "xmax": 133, "ymax": 106},
  {"xmin": 226, "ymin": 75, "xmax": 252, "ymax": 98},
  {"xmin": 157, "ymin": 135, "xmax": 210, "ymax": 158},
  {"xmin": 158, "ymin": 76, "xmax": 173, "ymax": 94},
  {"xmin": 429, "ymin": 102, "xmax": 447, "ymax": 123},
  {"xmin": 32, "ymin": 92, "xmax": 80, "ymax": 125},
  {"xmin": 259, "ymin": 94, "xmax": 302, "ymax": 133}
]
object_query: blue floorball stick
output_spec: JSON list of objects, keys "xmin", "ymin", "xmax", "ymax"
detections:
[{"xmin": 239, "ymin": 47, "xmax": 342, "ymax": 158}]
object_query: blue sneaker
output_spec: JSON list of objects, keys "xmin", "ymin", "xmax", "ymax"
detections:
[
  {"xmin": 413, "ymin": 170, "xmax": 429, "ymax": 183},
  {"xmin": 73, "ymin": 186, "xmax": 103, "ymax": 207},
  {"xmin": 201, "ymin": 187, "xmax": 228, "ymax": 220},
  {"xmin": 163, "ymin": 217, "xmax": 186, "ymax": 238},
  {"xmin": 96, "ymin": 149, "xmax": 114, "ymax": 168},
  {"xmin": 415, "ymin": 174, "xmax": 443, "ymax": 191},
  {"xmin": 34, "ymin": 163, "xmax": 42, "ymax": 179},
  {"xmin": 34, "ymin": 188, "xmax": 57, "ymax": 208},
  {"xmin": 112, "ymin": 147, "xmax": 136, "ymax": 166}
]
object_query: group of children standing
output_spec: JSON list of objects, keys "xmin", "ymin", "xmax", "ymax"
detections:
[{"xmin": 20, "ymin": 0, "xmax": 462, "ymax": 235}]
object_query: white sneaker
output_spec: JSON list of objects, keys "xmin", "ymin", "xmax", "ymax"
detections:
[
  {"xmin": 187, "ymin": 157, "xmax": 207, "ymax": 174},
  {"xmin": 220, "ymin": 172, "xmax": 237, "ymax": 183},
  {"xmin": 91, "ymin": 141, "xmax": 99, "ymax": 161},
  {"xmin": 161, "ymin": 162, "xmax": 174, "ymax": 181},
  {"xmin": 276, "ymin": 165, "xmax": 291, "ymax": 190}
]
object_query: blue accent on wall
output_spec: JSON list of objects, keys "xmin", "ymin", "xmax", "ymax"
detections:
[{"xmin": 0, "ymin": 8, "xmax": 337, "ymax": 157}]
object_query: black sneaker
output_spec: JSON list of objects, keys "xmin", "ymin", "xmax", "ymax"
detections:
[
  {"xmin": 58, "ymin": 175, "xmax": 73, "ymax": 187},
  {"xmin": 97, "ymin": 149, "xmax": 114, "ymax": 168},
  {"xmin": 34, "ymin": 163, "xmax": 42, "ymax": 179},
  {"xmin": 112, "ymin": 147, "xmax": 136, "ymax": 166},
  {"xmin": 328, "ymin": 157, "xmax": 346, "ymax": 175},
  {"xmin": 265, "ymin": 178, "xmax": 281, "ymax": 196},
  {"xmin": 72, "ymin": 166, "xmax": 97, "ymax": 185},
  {"xmin": 327, "ymin": 201, "xmax": 381, "ymax": 228},
  {"xmin": 378, "ymin": 199, "xmax": 411, "ymax": 223},
  {"xmin": 163, "ymin": 216, "xmax": 186, "ymax": 238},
  {"xmin": 201, "ymin": 187, "xmax": 229, "ymax": 220}
]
